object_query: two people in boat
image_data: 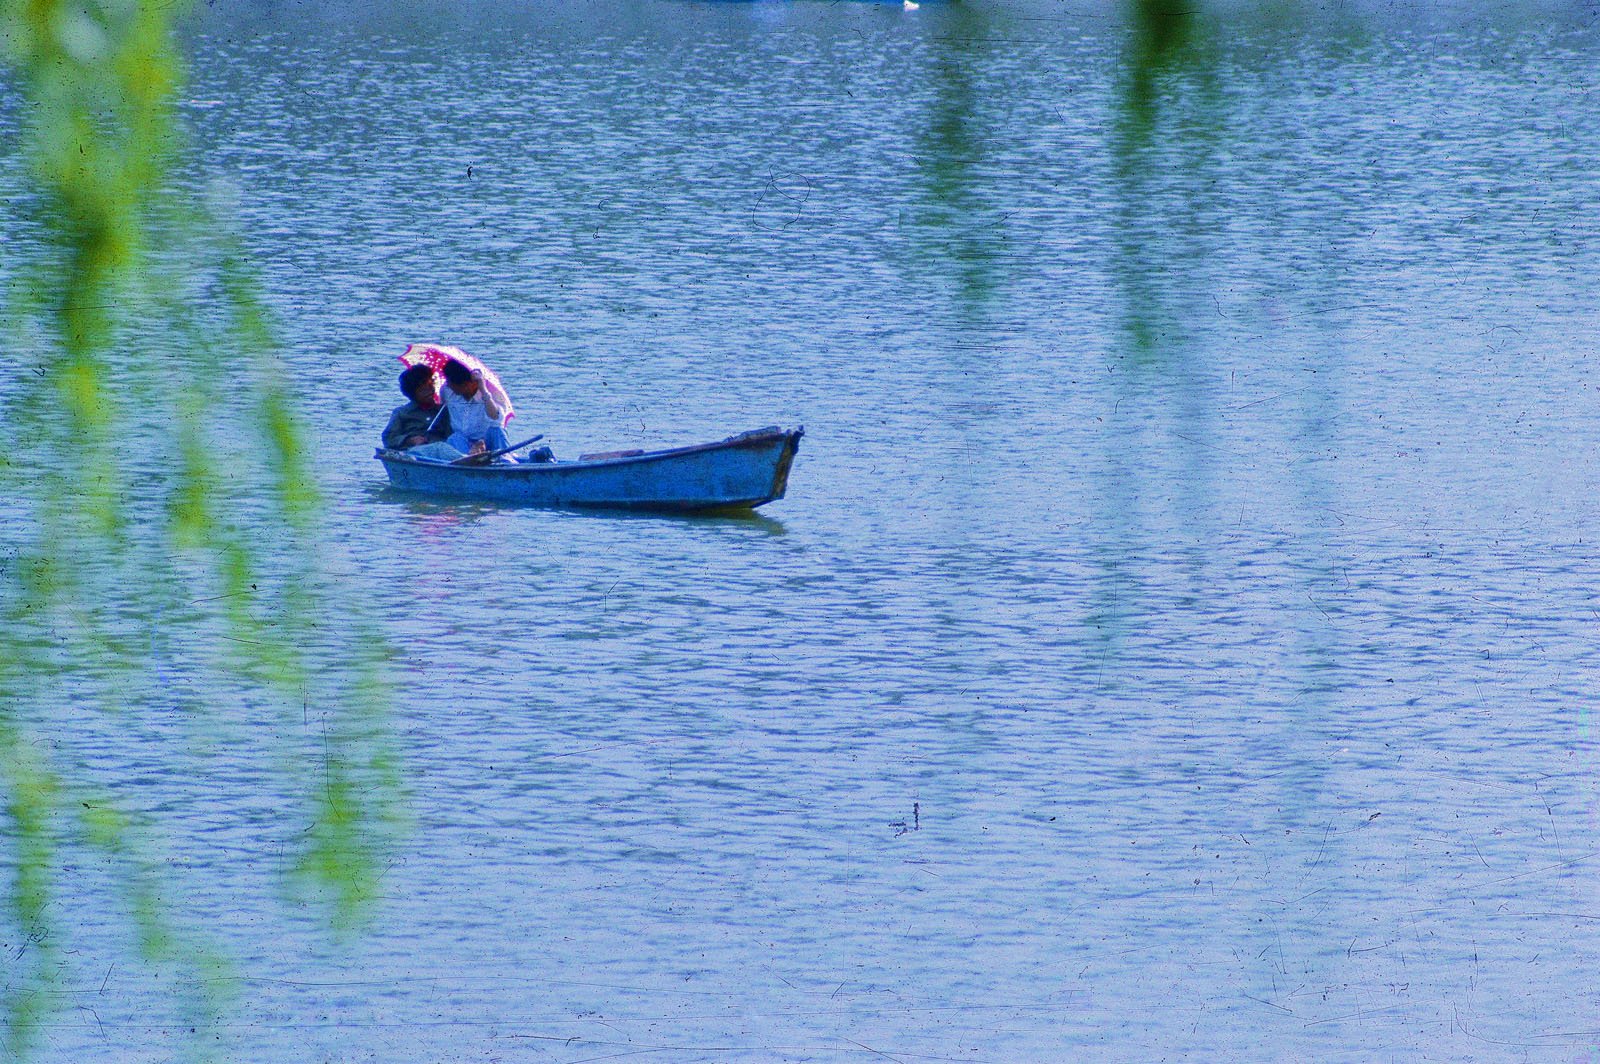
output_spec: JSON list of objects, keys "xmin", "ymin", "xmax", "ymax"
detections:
[{"xmin": 383, "ymin": 358, "xmax": 551, "ymax": 463}]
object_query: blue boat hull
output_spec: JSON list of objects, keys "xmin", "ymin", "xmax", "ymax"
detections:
[{"xmin": 376, "ymin": 426, "xmax": 802, "ymax": 512}]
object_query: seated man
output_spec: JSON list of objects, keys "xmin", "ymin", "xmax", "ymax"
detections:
[
  {"xmin": 441, "ymin": 358, "xmax": 512, "ymax": 456},
  {"xmin": 383, "ymin": 365, "xmax": 463, "ymax": 461}
]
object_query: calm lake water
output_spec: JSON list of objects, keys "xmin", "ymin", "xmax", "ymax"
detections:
[{"xmin": 8, "ymin": 0, "xmax": 1600, "ymax": 1060}]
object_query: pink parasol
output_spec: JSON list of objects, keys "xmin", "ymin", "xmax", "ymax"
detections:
[{"xmin": 398, "ymin": 343, "xmax": 515, "ymax": 423}]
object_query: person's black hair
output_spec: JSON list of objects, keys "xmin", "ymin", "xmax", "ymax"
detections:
[
  {"xmin": 399, "ymin": 364, "xmax": 434, "ymax": 398},
  {"xmin": 442, "ymin": 359, "xmax": 473, "ymax": 386}
]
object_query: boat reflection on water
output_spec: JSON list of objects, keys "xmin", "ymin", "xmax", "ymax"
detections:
[{"xmin": 363, "ymin": 484, "xmax": 790, "ymax": 536}]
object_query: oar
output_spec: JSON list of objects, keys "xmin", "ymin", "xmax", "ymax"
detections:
[{"xmin": 450, "ymin": 434, "xmax": 545, "ymax": 466}]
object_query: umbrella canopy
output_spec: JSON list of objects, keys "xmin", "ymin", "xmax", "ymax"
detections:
[{"xmin": 398, "ymin": 343, "xmax": 515, "ymax": 423}]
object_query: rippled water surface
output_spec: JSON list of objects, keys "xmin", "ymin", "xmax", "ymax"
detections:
[{"xmin": 9, "ymin": 1, "xmax": 1600, "ymax": 1060}]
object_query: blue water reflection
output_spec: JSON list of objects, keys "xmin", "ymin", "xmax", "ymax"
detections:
[{"xmin": 4, "ymin": 0, "xmax": 1599, "ymax": 1060}]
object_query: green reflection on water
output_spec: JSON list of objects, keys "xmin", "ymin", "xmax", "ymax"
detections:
[
  {"xmin": 1123, "ymin": 0, "xmax": 1194, "ymax": 132},
  {"xmin": 1110, "ymin": 0, "xmax": 1222, "ymax": 366},
  {"xmin": 1089, "ymin": 1, "xmax": 1220, "ymax": 655},
  {"xmin": 1099, "ymin": 3, "xmax": 1353, "ymax": 1003},
  {"xmin": 907, "ymin": 4, "xmax": 1006, "ymax": 319}
]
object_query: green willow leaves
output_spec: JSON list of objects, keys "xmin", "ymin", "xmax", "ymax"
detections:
[{"xmin": 1, "ymin": 1, "xmax": 400, "ymax": 1056}]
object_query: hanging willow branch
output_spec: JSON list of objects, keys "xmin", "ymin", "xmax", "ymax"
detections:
[{"xmin": 0, "ymin": 1, "xmax": 402, "ymax": 1057}]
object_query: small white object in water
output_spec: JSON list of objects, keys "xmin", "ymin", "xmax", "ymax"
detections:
[{"xmin": 904, "ymin": 0, "xmax": 919, "ymax": 9}]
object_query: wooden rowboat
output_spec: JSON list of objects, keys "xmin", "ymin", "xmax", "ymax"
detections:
[{"xmin": 375, "ymin": 426, "xmax": 803, "ymax": 512}]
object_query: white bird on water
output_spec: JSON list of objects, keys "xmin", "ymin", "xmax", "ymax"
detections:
[{"xmin": 904, "ymin": 0, "xmax": 919, "ymax": 9}]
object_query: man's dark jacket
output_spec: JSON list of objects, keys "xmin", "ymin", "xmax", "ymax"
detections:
[{"xmin": 382, "ymin": 401, "xmax": 451, "ymax": 450}]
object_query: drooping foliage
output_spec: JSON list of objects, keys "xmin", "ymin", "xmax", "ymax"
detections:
[{"xmin": 0, "ymin": 1, "xmax": 400, "ymax": 1056}]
